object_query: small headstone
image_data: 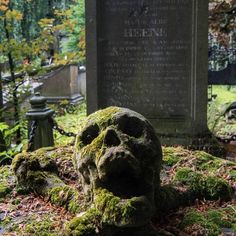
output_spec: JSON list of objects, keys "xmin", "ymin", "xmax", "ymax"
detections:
[
  {"xmin": 39, "ymin": 64, "xmax": 83, "ymax": 104},
  {"xmin": 86, "ymin": 0, "xmax": 209, "ymax": 145}
]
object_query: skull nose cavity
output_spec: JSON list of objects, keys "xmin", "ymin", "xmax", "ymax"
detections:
[
  {"xmin": 98, "ymin": 148, "xmax": 143, "ymax": 198},
  {"xmin": 104, "ymin": 128, "xmax": 121, "ymax": 147}
]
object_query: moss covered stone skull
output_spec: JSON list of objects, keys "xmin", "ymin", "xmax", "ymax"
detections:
[{"xmin": 74, "ymin": 107, "xmax": 162, "ymax": 227}]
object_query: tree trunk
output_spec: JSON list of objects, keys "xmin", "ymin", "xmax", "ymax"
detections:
[
  {"xmin": 0, "ymin": 65, "xmax": 3, "ymax": 121},
  {"xmin": 4, "ymin": 18, "xmax": 21, "ymax": 144},
  {"xmin": 0, "ymin": 65, "xmax": 6, "ymax": 152}
]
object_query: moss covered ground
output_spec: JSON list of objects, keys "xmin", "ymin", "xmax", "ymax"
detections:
[
  {"xmin": 0, "ymin": 100, "xmax": 236, "ymax": 235},
  {"xmin": 208, "ymin": 85, "xmax": 236, "ymax": 138},
  {"xmin": 0, "ymin": 145, "xmax": 235, "ymax": 235}
]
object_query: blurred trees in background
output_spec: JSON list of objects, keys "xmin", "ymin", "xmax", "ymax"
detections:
[{"xmin": 0, "ymin": 0, "xmax": 85, "ymax": 157}]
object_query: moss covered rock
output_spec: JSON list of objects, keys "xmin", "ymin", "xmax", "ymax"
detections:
[
  {"xmin": 174, "ymin": 167, "xmax": 232, "ymax": 200},
  {"xmin": 0, "ymin": 165, "xmax": 15, "ymax": 199},
  {"xmin": 12, "ymin": 147, "xmax": 82, "ymax": 213},
  {"xmin": 0, "ymin": 183, "xmax": 11, "ymax": 198}
]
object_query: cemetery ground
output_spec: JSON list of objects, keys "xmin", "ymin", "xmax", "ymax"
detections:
[{"xmin": 0, "ymin": 87, "xmax": 236, "ymax": 236}]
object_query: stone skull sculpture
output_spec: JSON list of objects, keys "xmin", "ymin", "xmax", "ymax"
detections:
[{"xmin": 74, "ymin": 107, "xmax": 162, "ymax": 228}]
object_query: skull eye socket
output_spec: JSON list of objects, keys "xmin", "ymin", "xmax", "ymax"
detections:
[
  {"xmin": 81, "ymin": 124, "xmax": 99, "ymax": 145},
  {"xmin": 117, "ymin": 116, "xmax": 144, "ymax": 138},
  {"xmin": 104, "ymin": 129, "xmax": 121, "ymax": 147}
]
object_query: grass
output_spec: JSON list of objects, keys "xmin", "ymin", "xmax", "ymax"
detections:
[
  {"xmin": 53, "ymin": 102, "xmax": 87, "ymax": 146},
  {"xmin": 211, "ymin": 85, "xmax": 236, "ymax": 104},
  {"xmin": 208, "ymin": 85, "xmax": 236, "ymax": 136}
]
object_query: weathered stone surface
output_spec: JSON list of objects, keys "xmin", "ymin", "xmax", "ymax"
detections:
[
  {"xmin": 39, "ymin": 64, "xmax": 83, "ymax": 104},
  {"xmin": 12, "ymin": 147, "xmax": 82, "ymax": 214},
  {"xmin": 86, "ymin": 0, "xmax": 209, "ymax": 145},
  {"xmin": 74, "ymin": 107, "xmax": 162, "ymax": 228}
]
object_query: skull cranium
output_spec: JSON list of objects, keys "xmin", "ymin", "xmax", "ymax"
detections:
[{"xmin": 74, "ymin": 107, "xmax": 162, "ymax": 227}]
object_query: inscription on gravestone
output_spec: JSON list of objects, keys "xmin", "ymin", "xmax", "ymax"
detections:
[{"xmin": 86, "ymin": 0, "xmax": 209, "ymax": 144}]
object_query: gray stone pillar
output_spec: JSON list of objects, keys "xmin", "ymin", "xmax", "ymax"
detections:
[{"xmin": 26, "ymin": 93, "xmax": 54, "ymax": 151}]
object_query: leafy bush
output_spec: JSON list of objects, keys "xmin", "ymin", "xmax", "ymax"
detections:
[{"xmin": 0, "ymin": 122, "xmax": 23, "ymax": 165}]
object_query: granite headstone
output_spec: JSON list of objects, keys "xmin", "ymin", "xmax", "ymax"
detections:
[{"xmin": 86, "ymin": 0, "xmax": 209, "ymax": 145}]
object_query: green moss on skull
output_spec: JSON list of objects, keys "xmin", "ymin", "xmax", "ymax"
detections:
[
  {"xmin": 65, "ymin": 188, "xmax": 148, "ymax": 235},
  {"xmin": 86, "ymin": 107, "xmax": 120, "ymax": 127},
  {"xmin": 75, "ymin": 107, "xmax": 120, "ymax": 150},
  {"xmin": 77, "ymin": 130, "xmax": 106, "ymax": 162},
  {"xmin": 94, "ymin": 188, "xmax": 141, "ymax": 226}
]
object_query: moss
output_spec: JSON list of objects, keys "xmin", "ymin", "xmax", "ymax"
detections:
[
  {"xmin": 12, "ymin": 149, "xmax": 57, "ymax": 175},
  {"xmin": 49, "ymin": 185, "xmax": 81, "ymax": 213},
  {"xmin": 0, "ymin": 165, "xmax": 14, "ymax": 180},
  {"xmin": 181, "ymin": 211, "xmax": 205, "ymax": 227},
  {"xmin": 162, "ymin": 151, "xmax": 179, "ymax": 166},
  {"xmin": 1, "ymin": 216, "xmax": 12, "ymax": 226},
  {"xmin": 162, "ymin": 147, "xmax": 185, "ymax": 166},
  {"xmin": 203, "ymin": 176, "xmax": 232, "ymax": 200},
  {"xmin": 49, "ymin": 146, "xmax": 74, "ymax": 160},
  {"xmin": 66, "ymin": 187, "xmax": 152, "ymax": 234},
  {"xmin": 77, "ymin": 130, "xmax": 106, "ymax": 162},
  {"xmin": 174, "ymin": 167, "xmax": 195, "ymax": 183},
  {"xmin": 229, "ymin": 170, "xmax": 236, "ymax": 181},
  {"xmin": 86, "ymin": 107, "xmax": 120, "ymax": 127},
  {"xmin": 180, "ymin": 206, "xmax": 236, "ymax": 236},
  {"xmin": 174, "ymin": 168, "xmax": 232, "ymax": 200},
  {"xmin": 94, "ymin": 188, "xmax": 137, "ymax": 225},
  {"xmin": 207, "ymin": 209, "xmax": 232, "ymax": 228},
  {"xmin": 23, "ymin": 215, "xmax": 58, "ymax": 236},
  {"xmin": 0, "ymin": 165, "xmax": 14, "ymax": 198},
  {"xmin": 0, "ymin": 183, "xmax": 11, "ymax": 198},
  {"xmin": 202, "ymin": 222, "xmax": 222, "ymax": 236},
  {"xmin": 75, "ymin": 107, "xmax": 120, "ymax": 151},
  {"xmin": 194, "ymin": 151, "xmax": 235, "ymax": 172},
  {"xmin": 65, "ymin": 208, "xmax": 102, "ymax": 236},
  {"xmin": 194, "ymin": 151, "xmax": 214, "ymax": 162},
  {"xmin": 181, "ymin": 211, "xmax": 221, "ymax": 236}
]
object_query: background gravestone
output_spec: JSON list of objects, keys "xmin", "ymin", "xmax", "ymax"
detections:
[
  {"xmin": 209, "ymin": 64, "xmax": 236, "ymax": 85},
  {"xmin": 86, "ymin": 0, "xmax": 209, "ymax": 145},
  {"xmin": 39, "ymin": 64, "xmax": 83, "ymax": 104}
]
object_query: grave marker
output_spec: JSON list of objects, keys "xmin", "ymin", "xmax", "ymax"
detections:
[{"xmin": 86, "ymin": 0, "xmax": 209, "ymax": 145}]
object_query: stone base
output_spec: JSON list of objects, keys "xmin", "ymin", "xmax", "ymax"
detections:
[{"xmin": 45, "ymin": 93, "xmax": 84, "ymax": 104}]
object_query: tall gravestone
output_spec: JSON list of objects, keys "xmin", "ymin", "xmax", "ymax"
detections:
[{"xmin": 86, "ymin": 0, "xmax": 209, "ymax": 145}]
